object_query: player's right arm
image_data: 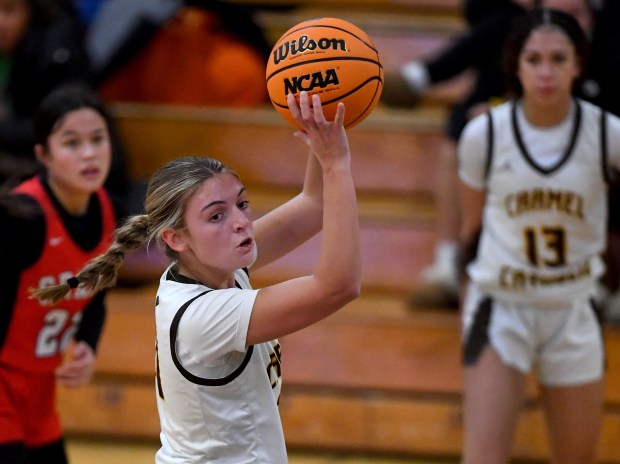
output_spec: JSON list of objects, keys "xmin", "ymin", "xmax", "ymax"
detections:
[
  {"xmin": 0, "ymin": 195, "xmax": 44, "ymax": 350},
  {"xmin": 246, "ymin": 92, "xmax": 361, "ymax": 346},
  {"xmin": 458, "ymin": 112, "xmax": 489, "ymax": 268}
]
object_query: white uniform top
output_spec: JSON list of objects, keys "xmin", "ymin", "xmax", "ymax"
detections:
[
  {"xmin": 154, "ymin": 264, "xmax": 285, "ymax": 464},
  {"xmin": 459, "ymin": 98, "xmax": 620, "ymax": 305}
]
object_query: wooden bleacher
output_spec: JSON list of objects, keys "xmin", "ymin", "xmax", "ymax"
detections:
[{"xmin": 56, "ymin": 2, "xmax": 620, "ymax": 462}]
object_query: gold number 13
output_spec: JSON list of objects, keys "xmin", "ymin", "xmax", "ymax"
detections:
[{"xmin": 524, "ymin": 226, "xmax": 566, "ymax": 267}]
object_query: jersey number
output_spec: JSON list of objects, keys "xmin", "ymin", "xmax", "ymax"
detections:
[
  {"xmin": 267, "ymin": 343, "xmax": 282, "ymax": 389},
  {"xmin": 35, "ymin": 309, "xmax": 82, "ymax": 358},
  {"xmin": 524, "ymin": 226, "xmax": 566, "ymax": 267}
]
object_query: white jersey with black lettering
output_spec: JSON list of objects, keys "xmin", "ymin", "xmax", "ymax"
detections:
[
  {"xmin": 154, "ymin": 265, "xmax": 285, "ymax": 464},
  {"xmin": 459, "ymin": 98, "xmax": 620, "ymax": 305}
]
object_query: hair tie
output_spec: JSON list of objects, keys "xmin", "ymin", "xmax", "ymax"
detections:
[{"xmin": 67, "ymin": 277, "xmax": 80, "ymax": 289}]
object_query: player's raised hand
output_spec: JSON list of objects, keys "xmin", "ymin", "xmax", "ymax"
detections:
[{"xmin": 287, "ymin": 91, "xmax": 350, "ymax": 166}]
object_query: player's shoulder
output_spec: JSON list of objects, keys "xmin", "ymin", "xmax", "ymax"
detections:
[
  {"xmin": 461, "ymin": 109, "xmax": 495, "ymax": 144},
  {"xmin": 1, "ymin": 192, "xmax": 43, "ymax": 225},
  {"xmin": 577, "ymin": 98, "xmax": 620, "ymax": 136},
  {"xmin": 484, "ymin": 99, "xmax": 513, "ymax": 125},
  {"xmin": 575, "ymin": 97, "xmax": 620, "ymax": 125},
  {"xmin": 464, "ymin": 100, "xmax": 512, "ymax": 137},
  {"xmin": 577, "ymin": 98, "xmax": 606, "ymax": 118},
  {"xmin": 0, "ymin": 193, "xmax": 45, "ymax": 267}
]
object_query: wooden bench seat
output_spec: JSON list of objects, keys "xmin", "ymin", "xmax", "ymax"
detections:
[
  {"xmin": 253, "ymin": 221, "xmax": 436, "ymax": 295},
  {"xmin": 112, "ymin": 102, "xmax": 449, "ymax": 190}
]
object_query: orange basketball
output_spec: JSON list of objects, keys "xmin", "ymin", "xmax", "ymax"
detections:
[{"xmin": 266, "ymin": 18, "xmax": 383, "ymax": 129}]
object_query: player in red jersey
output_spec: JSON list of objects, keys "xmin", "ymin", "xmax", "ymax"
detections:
[{"xmin": 0, "ymin": 85, "xmax": 122, "ymax": 464}]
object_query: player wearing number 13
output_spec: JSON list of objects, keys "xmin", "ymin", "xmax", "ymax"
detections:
[
  {"xmin": 0, "ymin": 86, "xmax": 121, "ymax": 464},
  {"xmin": 458, "ymin": 8, "xmax": 620, "ymax": 464}
]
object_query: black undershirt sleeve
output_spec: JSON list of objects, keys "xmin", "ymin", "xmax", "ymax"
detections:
[
  {"xmin": 0, "ymin": 194, "xmax": 45, "ymax": 351},
  {"xmin": 75, "ymin": 291, "xmax": 106, "ymax": 352}
]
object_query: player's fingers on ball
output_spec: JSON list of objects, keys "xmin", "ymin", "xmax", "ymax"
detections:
[
  {"xmin": 334, "ymin": 102, "xmax": 346, "ymax": 126},
  {"xmin": 298, "ymin": 91, "xmax": 314, "ymax": 124},
  {"xmin": 287, "ymin": 93, "xmax": 301, "ymax": 120},
  {"xmin": 311, "ymin": 94, "xmax": 327, "ymax": 124}
]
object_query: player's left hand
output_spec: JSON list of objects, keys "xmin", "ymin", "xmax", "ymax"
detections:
[{"xmin": 55, "ymin": 341, "xmax": 96, "ymax": 387}]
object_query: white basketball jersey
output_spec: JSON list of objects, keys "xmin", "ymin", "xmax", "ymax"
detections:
[
  {"xmin": 467, "ymin": 99, "xmax": 610, "ymax": 305},
  {"xmin": 154, "ymin": 265, "xmax": 286, "ymax": 463}
]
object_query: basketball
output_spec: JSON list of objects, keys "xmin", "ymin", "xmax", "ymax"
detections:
[{"xmin": 266, "ymin": 18, "xmax": 383, "ymax": 129}]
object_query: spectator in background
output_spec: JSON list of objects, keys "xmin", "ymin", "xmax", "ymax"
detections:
[
  {"xmin": 0, "ymin": 0, "xmax": 89, "ymax": 165},
  {"xmin": 71, "ymin": 0, "xmax": 106, "ymax": 29},
  {"xmin": 0, "ymin": 0, "xmax": 130, "ymax": 202},
  {"xmin": 85, "ymin": 0, "xmax": 271, "ymax": 107},
  {"xmin": 382, "ymin": 0, "xmax": 531, "ymax": 109},
  {"xmin": 77, "ymin": 0, "xmax": 181, "ymax": 81}
]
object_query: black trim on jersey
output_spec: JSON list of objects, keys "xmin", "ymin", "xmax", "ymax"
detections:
[
  {"xmin": 166, "ymin": 266, "xmax": 248, "ymax": 289},
  {"xmin": 156, "ymin": 338, "xmax": 165, "ymax": 400},
  {"xmin": 463, "ymin": 296, "xmax": 493, "ymax": 366},
  {"xmin": 484, "ymin": 110, "xmax": 494, "ymax": 183},
  {"xmin": 166, "ymin": 268, "xmax": 254, "ymax": 386},
  {"xmin": 166, "ymin": 266, "xmax": 204, "ymax": 286},
  {"xmin": 170, "ymin": 291, "xmax": 254, "ymax": 386},
  {"xmin": 601, "ymin": 109, "xmax": 611, "ymax": 184},
  {"xmin": 511, "ymin": 99, "xmax": 582, "ymax": 175}
]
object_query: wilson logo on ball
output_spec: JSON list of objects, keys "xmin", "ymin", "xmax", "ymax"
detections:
[
  {"xmin": 284, "ymin": 68, "xmax": 340, "ymax": 95},
  {"xmin": 266, "ymin": 18, "xmax": 384, "ymax": 129},
  {"xmin": 272, "ymin": 35, "xmax": 347, "ymax": 65}
]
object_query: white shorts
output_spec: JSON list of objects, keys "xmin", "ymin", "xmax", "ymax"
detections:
[{"xmin": 461, "ymin": 283, "xmax": 605, "ymax": 386}]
